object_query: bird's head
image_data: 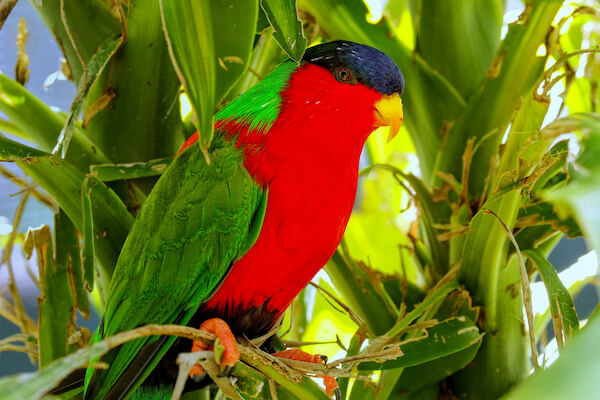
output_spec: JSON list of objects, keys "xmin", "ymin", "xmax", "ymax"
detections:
[{"xmin": 301, "ymin": 40, "xmax": 404, "ymax": 141}]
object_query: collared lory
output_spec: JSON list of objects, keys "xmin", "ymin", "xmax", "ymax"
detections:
[{"xmin": 84, "ymin": 40, "xmax": 404, "ymax": 400}]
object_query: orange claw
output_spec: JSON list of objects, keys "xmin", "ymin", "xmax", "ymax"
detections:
[
  {"xmin": 189, "ymin": 318, "xmax": 239, "ymax": 377},
  {"xmin": 273, "ymin": 349, "xmax": 339, "ymax": 397}
]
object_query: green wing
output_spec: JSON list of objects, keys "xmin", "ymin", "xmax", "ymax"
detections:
[{"xmin": 85, "ymin": 137, "xmax": 266, "ymax": 399}]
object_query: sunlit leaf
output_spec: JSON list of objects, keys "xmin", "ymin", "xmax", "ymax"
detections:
[
  {"xmin": 0, "ymin": 136, "xmax": 133, "ymax": 289},
  {"xmin": 160, "ymin": 0, "xmax": 258, "ymax": 152},
  {"xmin": 261, "ymin": 0, "xmax": 307, "ymax": 62},
  {"xmin": 90, "ymin": 158, "xmax": 173, "ymax": 182},
  {"xmin": 358, "ymin": 317, "xmax": 483, "ymax": 370},
  {"xmin": 54, "ymin": 35, "xmax": 123, "ymax": 159},
  {"xmin": 523, "ymin": 249, "xmax": 579, "ymax": 346},
  {"xmin": 503, "ymin": 313, "xmax": 600, "ymax": 400}
]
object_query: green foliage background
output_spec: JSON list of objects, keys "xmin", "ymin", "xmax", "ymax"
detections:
[{"xmin": 1, "ymin": 0, "xmax": 600, "ymax": 399}]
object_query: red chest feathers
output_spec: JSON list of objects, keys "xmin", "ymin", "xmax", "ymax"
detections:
[{"xmin": 202, "ymin": 63, "xmax": 381, "ymax": 324}]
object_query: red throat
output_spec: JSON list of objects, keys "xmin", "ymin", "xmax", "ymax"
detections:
[{"xmin": 183, "ymin": 63, "xmax": 383, "ymax": 333}]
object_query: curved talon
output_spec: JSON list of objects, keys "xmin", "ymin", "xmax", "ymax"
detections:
[
  {"xmin": 273, "ymin": 349, "xmax": 339, "ymax": 398},
  {"xmin": 189, "ymin": 318, "xmax": 239, "ymax": 378}
]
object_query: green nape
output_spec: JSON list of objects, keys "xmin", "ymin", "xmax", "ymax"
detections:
[
  {"xmin": 130, "ymin": 384, "xmax": 172, "ymax": 400},
  {"xmin": 215, "ymin": 61, "xmax": 299, "ymax": 132}
]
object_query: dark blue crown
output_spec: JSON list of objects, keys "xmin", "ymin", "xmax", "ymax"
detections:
[{"xmin": 302, "ymin": 40, "xmax": 404, "ymax": 95}]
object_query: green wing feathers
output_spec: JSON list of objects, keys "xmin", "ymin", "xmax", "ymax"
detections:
[{"xmin": 84, "ymin": 138, "xmax": 266, "ymax": 399}]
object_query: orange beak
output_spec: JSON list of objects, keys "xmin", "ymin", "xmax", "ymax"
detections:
[{"xmin": 373, "ymin": 93, "xmax": 403, "ymax": 142}]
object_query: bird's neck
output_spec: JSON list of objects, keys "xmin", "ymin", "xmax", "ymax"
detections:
[{"xmin": 217, "ymin": 63, "xmax": 381, "ymax": 186}]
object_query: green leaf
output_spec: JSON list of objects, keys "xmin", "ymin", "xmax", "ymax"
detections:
[
  {"xmin": 55, "ymin": 209, "xmax": 89, "ymax": 319},
  {"xmin": 325, "ymin": 250, "xmax": 397, "ymax": 335},
  {"xmin": 24, "ymin": 221, "xmax": 74, "ymax": 367},
  {"xmin": 212, "ymin": 0, "xmax": 259, "ymax": 101},
  {"xmin": 517, "ymin": 202, "xmax": 582, "ymax": 239},
  {"xmin": 160, "ymin": 0, "xmax": 258, "ymax": 152},
  {"xmin": 261, "ymin": 0, "xmax": 307, "ymax": 62},
  {"xmin": 395, "ymin": 339, "xmax": 482, "ymax": 394},
  {"xmin": 415, "ymin": 0, "xmax": 504, "ymax": 98},
  {"xmin": 395, "ymin": 289, "xmax": 481, "ymax": 395},
  {"xmin": 523, "ymin": 249, "xmax": 580, "ymax": 346},
  {"xmin": 30, "ymin": 0, "xmax": 121, "ymax": 83},
  {"xmin": 543, "ymin": 114, "xmax": 600, "ymax": 255},
  {"xmin": 0, "ymin": 342, "xmax": 107, "ymax": 400},
  {"xmin": 386, "ymin": 280, "xmax": 459, "ymax": 337},
  {"xmin": 358, "ymin": 317, "xmax": 483, "ymax": 370},
  {"xmin": 89, "ymin": 158, "xmax": 173, "ymax": 181},
  {"xmin": 54, "ymin": 35, "xmax": 124, "ymax": 159},
  {"xmin": 0, "ymin": 136, "xmax": 133, "ymax": 289},
  {"xmin": 81, "ymin": 177, "xmax": 95, "ymax": 292},
  {"xmin": 502, "ymin": 313, "xmax": 600, "ymax": 400},
  {"xmin": 0, "ymin": 73, "xmax": 110, "ymax": 171},
  {"xmin": 227, "ymin": 28, "xmax": 284, "ymax": 101},
  {"xmin": 298, "ymin": 0, "xmax": 466, "ymax": 183},
  {"xmin": 84, "ymin": 0, "xmax": 185, "ymax": 164},
  {"xmin": 437, "ymin": 0, "xmax": 563, "ymax": 195}
]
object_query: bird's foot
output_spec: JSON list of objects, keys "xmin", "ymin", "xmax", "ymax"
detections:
[
  {"xmin": 273, "ymin": 349, "xmax": 340, "ymax": 399},
  {"xmin": 189, "ymin": 318, "xmax": 239, "ymax": 378}
]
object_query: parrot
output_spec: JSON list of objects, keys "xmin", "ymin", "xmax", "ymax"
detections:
[{"xmin": 83, "ymin": 40, "xmax": 404, "ymax": 400}]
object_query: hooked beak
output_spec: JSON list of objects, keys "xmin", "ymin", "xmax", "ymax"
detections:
[{"xmin": 373, "ymin": 93, "xmax": 403, "ymax": 142}]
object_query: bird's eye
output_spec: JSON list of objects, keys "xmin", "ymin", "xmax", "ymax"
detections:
[{"xmin": 334, "ymin": 67, "xmax": 355, "ymax": 83}]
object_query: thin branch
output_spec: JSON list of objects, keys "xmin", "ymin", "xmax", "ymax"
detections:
[
  {"xmin": 1, "ymin": 191, "xmax": 36, "ymax": 336},
  {"xmin": 0, "ymin": 165, "xmax": 57, "ymax": 209},
  {"xmin": 308, "ymin": 281, "xmax": 366, "ymax": 330}
]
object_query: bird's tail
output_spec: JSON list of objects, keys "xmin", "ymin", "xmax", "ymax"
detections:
[{"xmin": 130, "ymin": 384, "xmax": 173, "ymax": 400}]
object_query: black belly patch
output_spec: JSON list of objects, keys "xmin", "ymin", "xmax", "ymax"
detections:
[{"xmin": 148, "ymin": 301, "xmax": 280, "ymax": 391}]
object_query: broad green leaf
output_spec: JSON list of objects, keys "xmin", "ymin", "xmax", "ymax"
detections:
[
  {"xmin": 517, "ymin": 202, "xmax": 582, "ymax": 239},
  {"xmin": 54, "ymin": 35, "xmax": 123, "ymax": 158},
  {"xmin": 386, "ymin": 280, "xmax": 459, "ymax": 337},
  {"xmin": 84, "ymin": 0, "xmax": 185, "ymax": 164},
  {"xmin": 55, "ymin": 209, "xmax": 89, "ymax": 319},
  {"xmin": 30, "ymin": 0, "xmax": 121, "ymax": 83},
  {"xmin": 81, "ymin": 177, "xmax": 95, "ymax": 292},
  {"xmin": 24, "ymin": 221, "xmax": 73, "ymax": 367},
  {"xmin": 393, "ymin": 288, "xmax": 481, "ymax": 395},
  {"xmin": 495, "ymin": 93, "xmax": 551, "ymax": 193},
  {"xmin": 503, "ymin": 313, "xmax": 600, "ymax": 400},
  {"xmin": 358, "ymin": 317, "xmax": 483, "ymax": 370},
  {"xmin": 415, "ymin": 0, "xmax": 504, "ymax": 98},
  {"xmin": 0, "ymin": 73, "xmax": 110, "ymax": 171},
  {"xmin": 161, "ymin": 0, "xmax": 258, "ymax": 152},
  {"xmin": 212, "ymin": 0, "xmax": 259, "ymax": 101},
  {"xmin": 325, "ymin": 250, "xmax": 397, "ymax": 335},
  {"xmin": 523, "ymin": 249, "xmax": 579, "ymax": 346},
  {"xmin": 529, "ymin": 140, "xmax": 569, "ymax": 195},
  {"xmin": 227, "ymin": 28, "xmax": 284, "ymax": 102},
  {"xmin": 396, "ymin": 340, "xmax": 482, "ymax": 395},
  {"xmin": 0, "ymin": 136, "xmax": 133, "ymax": 289},
  {"xmin": 298, "ymin": 0, "xmax": 466, "ymax": 183},
  {"xmin": 386, "ymin": 281, "xmax": 458, "ymax": 337},
  {"xmin": 455, "ymin": 89, "xmax": 552, "ymax": 398},
  {"xmin": 437, "ymin": 0, "xmax": 563, "ymax": 196},
  {"xmin": 90, "ymin": 158, "xmax": 173, "ymax": 181},
  {"xmin": 543, "ymin": 114, "xmax": 600, "ymax": 255},
  {"xmin": 160, "ymin": 0, "xmax": 214, "ymax": 153},
  {"xmin": 261, "ymin": 0, "xmax": 307, "ymax": 62},
  {"xmin": 0, "ymin": 341, "xmax": 107, "ymax": 400}
]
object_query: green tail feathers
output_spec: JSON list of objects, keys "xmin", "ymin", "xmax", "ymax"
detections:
[{"xmin": 130, "ymin": 384, "xmax": 172, "ymax": 400}]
